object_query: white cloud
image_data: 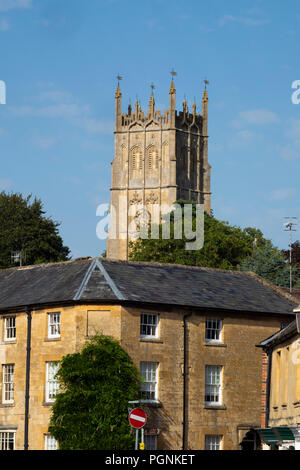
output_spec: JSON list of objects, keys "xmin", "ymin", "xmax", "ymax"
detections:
[
  {"xmin": 269, "ymin": 188, "xmax": 296, "ymax": 201},
  {"xmin": 240, "ymin": 109, "xmax": 279, "ymax": 125},
  {"xmin": 219, "ymin": 14, "xmax": 270, "ymax": 27},
  {"xmin": 32, "ymin": 135, "xmax": 56, "ymax": 150},
  {"xmin": 0, "ymin": 178, "xmax": 12, "ymax": 190},
  {"xmin": 0, "ymin": 0, "xmax": 32, "ymax": 11},
  {"xmin": 65, "ymin": 176, "xmax": 82, "ymax": 185},
  {"xmin": 10, "ymin": 85, "xmax": 112, "ymax": 136},
  {"xmin": 228, "ymin": 129, "xmax": 255, "ymax": 148},
  {"xmin": 72, "ymin": 117, "xmax": 114, "ymax": 135},
  {"xmin": 286, "ymin": 119, "xmax": 300, "ymax": 147},
  {"xmin": 280, "ymin": 145, "xmax": 299, "ymax": 161},
  {"xmin": 198, "ymin": 24, "xmax": 214, "ymax": 33},
  {"xmin": 231, "ymin": 109, "xmax": 279, "ymax": 128},
  {"xmin": 9, "ymin": 103, "xmax": 89, "ymax": 118},
  {"xmin": 0, "ymin": 17, "xmax": 9, "ymax": 30},
  {"xmin": 37, "ymin": 89, "xmax": 73, "ymax": 103}
]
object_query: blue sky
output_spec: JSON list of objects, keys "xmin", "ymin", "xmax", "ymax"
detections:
[{"xmin": 0, "ymin": 0, "xmax": 300, "ymax": 258}]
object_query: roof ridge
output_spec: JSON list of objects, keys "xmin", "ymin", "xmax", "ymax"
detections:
[
  {"xmin": 0, "ymin": 257, "xmax": 93, "ymax": 273},
  {"xmin": 102, "ymin": 258, "xmax": 247, "ymax": 274},
  {"xmin": 102, "ymin": 259, "xmax": 299, "ymax": 306}
]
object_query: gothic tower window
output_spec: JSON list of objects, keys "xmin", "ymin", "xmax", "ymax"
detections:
[
  {"xmin": 162, "ymin": 142, "xmax": 168, "ymax": 166},
  {"xmin": 190, "ymin": 148, "xmax": 197, "ymax": 188},
  {"xmin": 146, "ymin": 145, "xmax": 159, "ymax": 171},
  {"xmin": 130, "ymin": 146, "xmax": 143, "ymax": 173},
  {"xmin": 121, "ymin": 145, "xmax": 127, "ymax": 166}
]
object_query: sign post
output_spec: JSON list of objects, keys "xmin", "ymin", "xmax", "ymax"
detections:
[{"xmin": 128, "ymin": 408, "xmax": 147, "ymax": 450}]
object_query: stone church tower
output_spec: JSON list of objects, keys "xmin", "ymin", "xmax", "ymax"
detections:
[{"xmin": 107, "ymin": 78, "xmax": 211, "ymax": 260}]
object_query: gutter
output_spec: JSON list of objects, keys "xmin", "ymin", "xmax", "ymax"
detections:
[
  {"xmin": 24, "ymin": 307, "xmax": 32, "ymax": 450},
  {"xmin": 256, "ymin": 342, "xmax": 273, "ymax": 430},
  {"xmin": 182, "ymin": 313, "xmax": 192, "ymax": 450},
  {"xmin": 265, "ymin": 350, "xmax": 272, "ymax": 428}
]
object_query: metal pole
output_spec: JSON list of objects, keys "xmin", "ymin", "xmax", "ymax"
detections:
[
  {"xmin": 141, "ymin": 428, "xmax": 144, "ymax": 448},
  {"xmin": 290, "ymin": 230, "xmax": 292, "ymax": 294},
  {"xmin": 24, "ymin": 307, "xmax": 32, "ymax": 450},
  {"xmin": 135, "ymin": 429, "xmax": 139, "ymax": 450}
]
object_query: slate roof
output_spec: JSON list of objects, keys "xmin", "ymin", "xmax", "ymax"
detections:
[{"xmin": 0, "ymin": 257, "xmax": 297, "ymax": 315}]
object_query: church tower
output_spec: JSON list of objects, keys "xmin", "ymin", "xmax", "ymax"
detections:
[{"xmin": 107, "ymin": 77, "xmax": 211, "ymax": 260}]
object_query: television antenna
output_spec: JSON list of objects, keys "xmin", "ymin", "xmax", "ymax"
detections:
[
  {"xmin": 11, "ymin": 250, "xmax": 26, "ymax": 267},
  {"xmin": 284, "ymin": 217, "xmax": 297, "ymax": 294}
]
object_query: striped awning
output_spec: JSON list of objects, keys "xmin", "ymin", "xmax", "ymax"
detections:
[{"xmin": 258, "ymin": 427, "xmax": 295, "ymax": 445}]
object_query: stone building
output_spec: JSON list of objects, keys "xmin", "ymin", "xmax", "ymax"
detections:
[
  {"xmin": 0, "ymin": 257, "xmax": 297, "ymax": 450},
  {"xmin": 107, "ymin": 78, "xmax": 211, "ymax": 260},
  {"xmin": 258, "ymin": 305, "xmax": 300, "ymax": 450}
]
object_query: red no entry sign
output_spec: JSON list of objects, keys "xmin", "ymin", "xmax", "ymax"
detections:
[{"xmin": 129, "ymin": 408, "xmax": 147, "ymax": 429}]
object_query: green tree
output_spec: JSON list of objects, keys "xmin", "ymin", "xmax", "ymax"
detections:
[
  {"xmin": 129, "ymin": 200, "xmax": 267, "ymax": 270},
  {"xmin": 241, "ymin": 241, "xmax": 300, "ymax": 288},
  {"xmin": 48, "ymin": 334, "xmax": 140, "ymax": 450},
  {"xmin": 0, "ymin": 192, "xmax": 70, "ymax": 268},
  {"xmin": 282, "ymin": 240, "xmax": 300, "ymax": 269}
]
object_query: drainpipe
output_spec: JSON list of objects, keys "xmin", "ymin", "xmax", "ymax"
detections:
[
  {"xmin": 182, "ymin": 313, "xmax": 192, "ymax": 450},
  {"xmin": 24, "ymin": 307, "xmax": 32, "ymax": 450},
  {"xmin": 265, "ymin": 349, "xmax": 272, "ymax": 429}
]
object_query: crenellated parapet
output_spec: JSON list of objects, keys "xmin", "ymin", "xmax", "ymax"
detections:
[{"xmin": 115, "ymin": 79, "xmax": 206, "ymax": 133}]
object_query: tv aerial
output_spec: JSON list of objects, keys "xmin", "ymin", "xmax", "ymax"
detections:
[{"xmin": 284, "ymin": 217, "xmax": 297, "ymax": 294}]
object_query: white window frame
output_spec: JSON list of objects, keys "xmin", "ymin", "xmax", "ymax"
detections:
[
  {"xmin": 0, "ymin": 430, "xmax": 16, "ymax": 450},
  {"xmin": 4, "ymin": 316, "xmax": 16, "ymax": 342},
  {"xmin": 2, "ymin": 364, "xmax": 14, "ymax": 404},
  {"xmin": 140, "ymin": 313, "xmax": 159, "ymax": 338},
  {"xmin": 205, "ymin": 318, "xmax": 222, "ymax": 343},
  {"xmin": 45, "ymin": 362, "xmax": 59, "ymax": 403},
  {"xmin": 205, "ymin": 365, "xmax": 222, "ymax": 406},
  {"xmin": 140, "ymin": 362, "xmax": 159, "ymax": 402},
  {"xmin": 48, "ymin": 312, "xmax": 61, "ymax": 339},
  {"xmin": 44, "ymin": 434, "xmax": 58, "ymax": 450},
  {"xmin": 205, "ymin": 434, "xmax": 223, "ymax": 450}
]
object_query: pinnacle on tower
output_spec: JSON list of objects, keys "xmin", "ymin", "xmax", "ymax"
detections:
[
  {"xmin": 192, "ymin": 100, "xmax": 196, "ymax": 115},
  {"xmin": 169, "ymin": 77, "xmax": 176, "ymax": 95},
  {"xmin": 135, "ymin": 97, "xmax": 139, "ymax": 118},
  {"xmin": 115, "ymin": 74, "xmax": 122, "ymax": 99},
  {"xmin": 115, "ymin": 82, "xmax": 122, "ymax": 99},
  {"xmin": 148, "ymin": 83, "xmax": 155, "ymax": 116},
  {"xmin": 202, "ymin": 79, "xmax": 209, "ymax": 102}
]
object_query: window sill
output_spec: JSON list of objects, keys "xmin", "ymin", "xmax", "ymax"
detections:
[
  {"xmin": 0, "ymin": 403, "xmax": 15, "ymax": 408},
  {"xmin": 140, "ymin": 400, "xmax": 162, "ymax": 408},
  {"xmin": 140, "ymin": 338, "xmax": 163, "ymax": 344},
  {"xmin": 272, "ymin": 406, "xmax": 279, "ymax": 411},
  {"xmin": 42, "ymin": 401, "xmax": 55, "ymax": 407},
  {"xmin": 204, "ymin": 404, "xmax": 226, "ymax": 410},
  {"xmin": 293, "ymin": 401, "xmax": 300, "ymax": 408},
  {"xmin": 44, "ymin": 337, "xmax": 61, "ymax": 342},
  {"xmin": 204, "ymin": 342, "xmax": 227, "ymax": 348}
]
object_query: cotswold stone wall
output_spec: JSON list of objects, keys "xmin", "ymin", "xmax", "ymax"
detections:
[{"xmin": 0, "ymin": 304, "xmax": 288, "ymax": 450}]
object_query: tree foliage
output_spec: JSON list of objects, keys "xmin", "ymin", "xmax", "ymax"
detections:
[
  {"xmin": 129, "ymin": 200, "xmax": 266, "ymax": 270},
  {"xmin": 240, "ymin": 240, "xmax": 300, "ymax": 288},
  {"xmin": 0, "ymin": 191, "xmax": 70, "ymax": 268},
  {"xmin": 48, "ymin": 334, "xmax": 140, "ymax": 450},
  {"xmin": 282, "ymin": 240, "xmax": 300, "ymax": 268}
]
